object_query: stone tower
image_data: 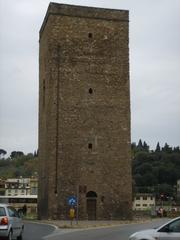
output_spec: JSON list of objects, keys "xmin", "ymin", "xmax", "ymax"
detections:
[{"xmin": 38, "ymin": 2, "xmax": 132, "ymax": 220}]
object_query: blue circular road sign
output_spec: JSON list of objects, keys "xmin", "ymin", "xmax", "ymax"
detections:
[{"xmin": 68, "ymin": 196, "xmax": 77, "ymax": 206}]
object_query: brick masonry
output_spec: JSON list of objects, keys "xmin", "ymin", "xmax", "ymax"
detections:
[{"xmin": 38, "ymin": 2, "xmax": 132, "ymax": 220}]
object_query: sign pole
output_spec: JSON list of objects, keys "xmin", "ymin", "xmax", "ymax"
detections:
[
  {"xmin": 76, "ymin": 185, "xmax": 79, "ymax": 224},
  {"xmin": 67, "ymin": 196, "xmax": 77, "ymax": 225}
]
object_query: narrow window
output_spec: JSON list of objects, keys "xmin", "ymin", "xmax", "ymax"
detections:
[
  {"xmin": 88, "ymin": 33, "xmax": 93, "ymax": 38},
  {"xmin": 88, "ymin": 143, "xmax": 92, "ymax": 149},
  {"xmin": 89, "ymin": 88, "xmax": 93, "ymax": 94}
]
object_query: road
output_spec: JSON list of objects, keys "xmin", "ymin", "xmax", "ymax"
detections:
[
  {"xmin": 23, "ymin": 218, "xmax": 169, "ymax": 240},
  {"xmin": 23, "ymin": 222, "xmax": 55, "ymax": 240}
]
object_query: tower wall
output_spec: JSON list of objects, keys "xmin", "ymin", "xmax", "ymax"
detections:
[{"xmin": 38, "ymin": 3, "xmax": 132, "ymax": 220}]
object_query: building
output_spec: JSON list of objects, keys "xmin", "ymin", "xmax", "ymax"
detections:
[
  {"xmin": 5, "ymin": 177, "xmax": 38, "ymax": 196},
  {"xmin": 0, "ymin": 179, "xmax": 5, "ymax": 195},
  {"xmin": 0, "ymin": 178, "xmax": 38, "ymax": 215},
  {"xmin": 133, "ymin": 193, "xmax": 155, "ymax": 211},
  {"xmin": 38, "ymin": 3, "xmax": 132, "ymax": 220},
  {"xmin": 30, "ymin": 177, "xmax": 38, "ymax": 195},
  {"xmin": 5, "ymin": 178, "xmax": 30, "ymax": 196}
]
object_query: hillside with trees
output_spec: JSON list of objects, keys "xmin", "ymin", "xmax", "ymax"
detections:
[
  {"xmin": 132, "ymin": 140, "xmax": 180, "ymax": 200},
  {"xmin": 0, "ymin": 150, "xmax": 38, "ymax": 178},
  {"xmin": 1, "ymin": 140, "xmax": 180, "ymax": 200}
]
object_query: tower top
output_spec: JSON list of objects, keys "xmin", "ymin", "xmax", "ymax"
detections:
[{"xmin": 40, "ymin": 2, "xmax": 129, "ymax": 38}]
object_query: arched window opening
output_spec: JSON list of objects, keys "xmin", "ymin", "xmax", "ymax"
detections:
[{"xmin": 86, "ymin": 191, "xmax": 97, "ymax": 198}]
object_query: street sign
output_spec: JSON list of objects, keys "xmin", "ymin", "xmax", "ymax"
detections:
[{"xmin": 68, "ymin": 196, "xmax": 77, "ymax": 206}]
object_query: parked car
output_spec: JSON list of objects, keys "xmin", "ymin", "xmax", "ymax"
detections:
[
  {"xmin": 129, "ymin": 216, "xmax": 180, "ymax": 240},
  {"xmin": 0, "ymin": 204, "xmax": 24, "ymax": 240}
]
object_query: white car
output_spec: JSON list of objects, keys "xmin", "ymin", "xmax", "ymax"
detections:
[
  {"xmin": 129, "ymin": 217, "xmax": 180, "ymax": 240},
  {"xmin": 0, "ymin": 204, "xmax": 24, "ymax": 240}
]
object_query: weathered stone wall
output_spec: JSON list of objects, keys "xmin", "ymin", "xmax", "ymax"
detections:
[{"xmin": 38, "ymin": 3, "xmax": 132, "ymax": 220}]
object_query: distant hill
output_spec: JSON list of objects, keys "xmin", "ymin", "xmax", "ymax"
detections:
[
  {"xmin": 0, "ymin": 151, "xmax": 38, "ymax": 178},
  {"xmin": 132, "ymin": 140, "xmax": 180, "ymax": 199}
]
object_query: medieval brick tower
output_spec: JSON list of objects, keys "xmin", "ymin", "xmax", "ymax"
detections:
[{"xmin": 38, "ymin": 2, "xmax": 132, "ymax": 220}]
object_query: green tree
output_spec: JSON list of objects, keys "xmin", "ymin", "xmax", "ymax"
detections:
[
  {"xmin": 132, "ymin": 141, "xmax": 180, "ymax": 199},
  {"xmin": 137, "ymin": 139, "xmax": 143, "ymax": 151},
  {"xmin": 143, "ymin": 141, "xmax": 149, "ymax": 152},
  {"xmin": 0, "ymin": 149, "xmax": 7, "ymax": 158},
  {"xmin": 155, "ymin": 142, "xmax": 161, "ymax": 152},
  {"xmin": 162, "ymin": 143, "xmax": 172, "ymax": 153},
  {"xmin": 10, "ymin": 151, "xmax": 24, "ymax": 159}
]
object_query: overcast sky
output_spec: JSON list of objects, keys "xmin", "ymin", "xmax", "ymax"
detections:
[{"xmin": 0, "ymin": 0, "xmax": 180, "ymax": 155}]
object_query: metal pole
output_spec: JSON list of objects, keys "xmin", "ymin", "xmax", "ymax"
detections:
[{"xmin": 76, "ymin": 185, "xmax": 79, "ymax": 224}]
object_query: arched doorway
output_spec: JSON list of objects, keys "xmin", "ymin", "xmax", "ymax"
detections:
[{"xmin": 86, "ymin": 191, "xmax": 97, "ymax": 220}]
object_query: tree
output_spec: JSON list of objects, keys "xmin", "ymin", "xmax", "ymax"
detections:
[
  {"xmin": 143, "ymin": 141, "xmax": 149, "ymax": 152},
  {"xmin": 131, "ymin": 142, "xmax": 137, "ymax": 158},
  {"xmin": 143, "ymin": 173, "xmax": 158, "ymax": 186},
  {"xmin": 155, "ymin": 142, "xmax": 161, "ymax": 152},
  {"xmin": 0, "ymin": 151, "xmax": 38, "ymax": 178},
  {"xmin": 135, "ymin": 163, "xmax": 152, "ymax": 175},
  {"xmin": 33, "ymin": 150, "xmax": 38, "ymax": 157},
  {"xmin": 132, "ymin": 140, "xmax": 180, "ymax": 199},
  {"xmin": 137, "ymin": 139, "xmax": 143, "ymax": 151},
  {"xmin": 174, "ymin": 146, "xmax": 180, "ymax": 153},
  {"xmin": 162, "ymin": 143, "xmax": 172, "ymax": 153},
  {"xmin": 10, "ymin": 151, "xmax": 24, "ymax": 159},
  {"xmin": 0, "ymin": 149, "xmax": 7, "ymax": 158}
]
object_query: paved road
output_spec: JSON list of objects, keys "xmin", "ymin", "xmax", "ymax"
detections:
[
  {"xmin": 43, "ymin": 218, "xmax": 169, "ymax": 240},
  {"xmin": 23, "ymin": 222, "xmax": 56, "ymax": 240}
]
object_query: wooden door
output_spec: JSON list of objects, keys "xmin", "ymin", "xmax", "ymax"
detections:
[{"xmin": 87, "ymin": 198, "xmax": 96, "ymax": 220}]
